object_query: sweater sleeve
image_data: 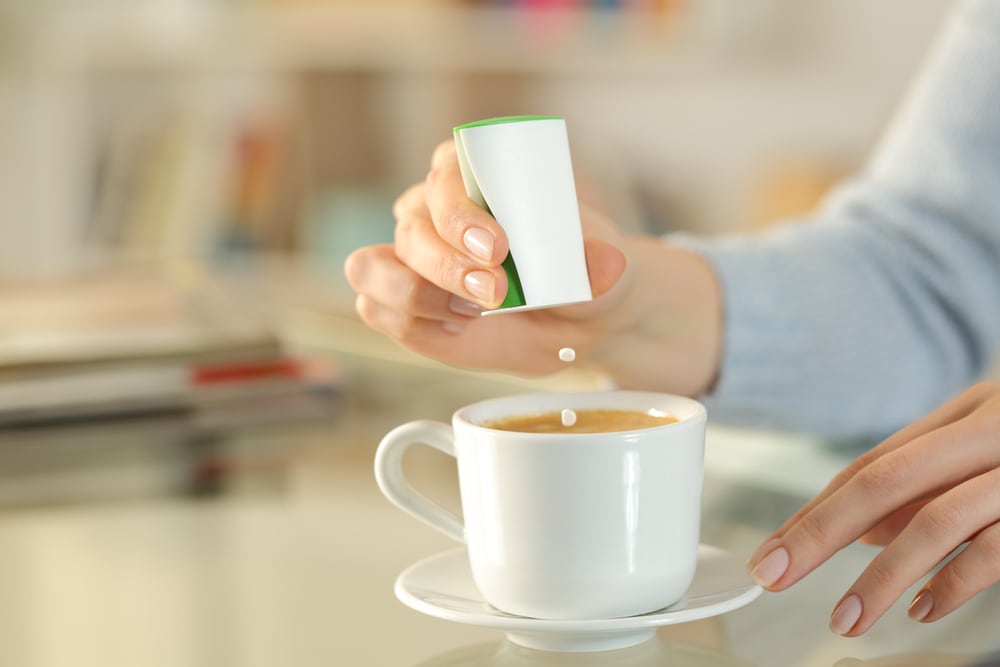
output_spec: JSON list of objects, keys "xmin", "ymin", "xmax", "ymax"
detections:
[{"xmin": 675, "ymin": 0, "xmax": 1000, "ymax": 441}]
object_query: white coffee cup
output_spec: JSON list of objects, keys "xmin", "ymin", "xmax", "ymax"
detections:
[{"xmin": 374, "ymin": 391, "xmax": 707, "ymax": 620}]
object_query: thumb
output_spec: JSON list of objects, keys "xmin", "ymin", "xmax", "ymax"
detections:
[{"xmin": 584, "ymin": 237, "xmax": 627, "ymax": 298}]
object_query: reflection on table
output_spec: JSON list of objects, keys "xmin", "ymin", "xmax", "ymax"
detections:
[
  {"xmin": 416, "ymin": 637, "xmax": 1000, "ymax": 667},
  {"xmin": 415, "ymin": 635, "xmax": 754, "ymax": 667}
]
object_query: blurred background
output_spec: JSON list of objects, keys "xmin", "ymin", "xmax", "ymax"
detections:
[
  {"xmin": 0, "ymin": 0, "xmax": 955, "ymax": 277},
  {"xmin": 0, "ymin": 0, "xmax": 961, "ymax": 506},
  {"xmin": 5, "ymin": 3, "xmax": 998, "ymax": 665}
]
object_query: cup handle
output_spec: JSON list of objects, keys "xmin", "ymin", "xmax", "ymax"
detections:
[{"xmin": 374, "ymin": 420, "xmax": 465, "ymax": 543}]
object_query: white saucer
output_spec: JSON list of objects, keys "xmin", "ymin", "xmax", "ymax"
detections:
[{"xmin": 395, "ymin": 545, "xmax": 762, "ymax": 653}]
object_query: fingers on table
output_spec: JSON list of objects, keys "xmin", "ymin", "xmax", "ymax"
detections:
[
  {"xmin": 752, "ymin": 387, "xmax": 987, "ymax": 565},
  {"xmin": 751, "ymin": 415, "xmax": 1000, "ymax": 627},
  {"xmin": 752, "ymin": 423, "xmax": 966, "ymax": 589},
  {"xmin": 835, "ymin": 466, "xmax": 1000, "ymax": 635}
]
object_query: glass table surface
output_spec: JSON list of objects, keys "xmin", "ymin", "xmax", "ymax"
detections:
[{"xmin": 0, "ymin": 351, "xmax": 996, "ymax": 667}]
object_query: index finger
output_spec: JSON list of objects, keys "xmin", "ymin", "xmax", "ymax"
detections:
[
  {"xmin": 748, "ymin": 385, "xmax": 985, "ymax": 567},
  {"xmin": 426, "ymin": 140, "xmax": 509, "ymax": 265},
  {"xmin": 753, "ymin": 414, "xmax": 993, "ymax": 593}
]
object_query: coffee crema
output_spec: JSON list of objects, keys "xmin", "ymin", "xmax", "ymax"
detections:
[{"xmin": 483, "ymin": 409, "xmax": 678, "ymax": 434}]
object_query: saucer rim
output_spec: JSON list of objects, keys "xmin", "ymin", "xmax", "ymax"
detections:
[{"xmin": 394, "ymin": 543, "xmax": 763, "ymax": 633}]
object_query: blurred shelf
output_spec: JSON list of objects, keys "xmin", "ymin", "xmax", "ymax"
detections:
[
  {"xmin": 34, "ymin": 2, "xmax": 783, "ymax": 75},
  {"xmin": 4, "ymin": 0, "xmax": 786, "ymax": 279}
]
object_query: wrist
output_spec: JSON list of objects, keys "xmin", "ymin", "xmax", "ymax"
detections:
[{"xmin": 586, "ymin": 237, "xmax": 723, "ymax": 396}]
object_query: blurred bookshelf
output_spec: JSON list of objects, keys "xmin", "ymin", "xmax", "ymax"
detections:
[{"xmin": 2, "ymin": 0, "xmax": 788, "ymax": 280}]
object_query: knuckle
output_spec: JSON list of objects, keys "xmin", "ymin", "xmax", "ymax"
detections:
[
  {"xmin": 392, "ymin": 193, "xmax": 409, "ymax": 222},
  {"xmin": 438, "ymin": 203, "xmax": 467, "ymax": 237},
  {"xmin": 862, "ymin": 556, "xmax": 898, "ymax": 591},
  {"xmin": 381, "ymin": 311, "xmax": 418, "ymax": 341},
  {"xmin": 965, "ymin": 406, "xmax": 1000, "ymax": 442},
  {"xmin": 394, "ymin": 213, "xmax": 416, "ymax": 251},
  {"xmin": 398, "ymin": 278, "xmax": 426, "ymax": 313},
  {"xmin": 393, "ymin": 311, "xmax": 434, "ymax": 346},
  {"xmin": 393, "ymin": 183, "xmax": 425, "ymax": 222},
  {"xmin": 425, "ymin": 162, "xmax": 449, "ymax": 189},
  {"xmin": 795, "ymin": 511, "xmax": 833, "ymax": 547},
  {"xmin": 979, "ymin": 398, "xmax": 1000, "ymax": 426},
  {"xmin": 354, "ymin": 295, "xmax": 378, "ymax": 326},
  {"xmin": 431, "ymin": 139, "xmax": 456, "ymax": 167},
  {"xmin": 936, "ymin": 554, "xmax": 975, "ymax": 596},
  {"xmin": 356, "ymin": 295, "xmax": 415, "ymax": 341},
  {"xmin": 431, "ymin": 248, "xmax": 466, "ymax": 286},
  {"xmin": 973, "ymin": 524, "xmax": 1000, "ymax": 563},
  {"xmin": 343, "ymin": 248, "xmax": 369, "ymax": 288},
  {"xmin": 963, "ymin": 380, "xmax": 1000, "ymax": 411},
  {"xmin": 912, "ymin": 500, "xmax": 966, "ymax": 540},
  {"xmin": 971, "ymin": 380, "xmax": 999, "ymax": 398},
  {"xmin": 830, "ymin": 455, "xmax": 870, "ymax": 488},
  {"xmin": 393, "ymin": 317, "xmax": 422, "ymax": 342},
  {"xmin": 855, "ymin": 458, "xmax": 907, "ymax": 498},
  {"xmin": 932, "ymin": 525, "xmax": 1000, "ymax": 604}
]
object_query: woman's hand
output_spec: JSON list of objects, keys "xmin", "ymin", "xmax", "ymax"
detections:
[
  {"xmin": 345, "ymin": 140, "xmax": 628, "ymax": 376},
  {"xmin": 747, "ymin": 380, "xmax": 1000, "ymax": 636},
  {"xmin": 344, "ymin": 139, "xmax": 723, "ymax": 394}
]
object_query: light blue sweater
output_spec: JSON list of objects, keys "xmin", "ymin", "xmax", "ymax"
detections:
[{"xmin": 682, "ymin": 0, "xmax": 1000, "ymax": 441}]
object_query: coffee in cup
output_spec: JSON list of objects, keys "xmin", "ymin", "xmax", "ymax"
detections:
[{"xmin": 483, "ymin": 408, "xmax": 678, "ymax": 434}]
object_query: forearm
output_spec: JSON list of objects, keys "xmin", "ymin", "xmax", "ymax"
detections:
[{"xmin": 676, "ymin": 0, "xmax": 1000, "ymax": 440}]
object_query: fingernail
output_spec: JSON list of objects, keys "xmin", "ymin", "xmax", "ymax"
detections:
[
  {"xmin": 751, "ymin": 546, "xmax": 789, "ymax": 588},
  {"xmin": 464, "ymin": 271, "xmax": 495, "ymax": 303},
  {"xmin": 830, "ymin": 594, "xmax": 863, "ymax": 635},
  {"xmin": 448, "ymin": 295, "xmax": 484, "ymax": 317},
  {"xmin": 747, "ymin": 537, "xmax": 781, "ymax": 569},
  {"xmin": 463, "ymin": 228, "xmax": 494, "ymax": 261},
  {"xmin": 909, "ymin": 589, "xmax": 934, "ymax": 622}
]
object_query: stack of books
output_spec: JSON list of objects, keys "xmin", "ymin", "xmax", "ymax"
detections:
[{"xmin": 0, "ymin": 268, "xmax": 340, "ymax": 427}]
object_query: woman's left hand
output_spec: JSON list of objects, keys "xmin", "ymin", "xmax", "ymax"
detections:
[{"xmin": 746, "ymin": 381, "xmax": 1000, "ymax": 636}]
